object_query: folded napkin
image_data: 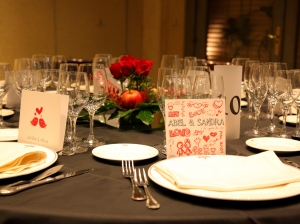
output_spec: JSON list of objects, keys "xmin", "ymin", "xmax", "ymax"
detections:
[
  {"xmin": 0, "ymin": 148, "xmax": 47, "ymax": 174},
  {"xmin": 153, "ymin": 151, "xmax": 300, "ymax": 192}
]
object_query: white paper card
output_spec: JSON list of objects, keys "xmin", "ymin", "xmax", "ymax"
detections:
[
  {"xmin": 214, "ymin": 65, "xmax": 242, "ymax": 139},
  {"xmin": 165, "ymin": 98, "xmax": 226, "ymax": 159},
  {"xmin": 18, "ymin": 90, "xmax": 69, "ymax": 152}
]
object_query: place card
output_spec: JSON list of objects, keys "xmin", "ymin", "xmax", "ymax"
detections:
[
  {"xmin": 18, "ymin": 90, "xmax": 69, "ymax": 152},
  {"xmin": 165, "ymin": 98, "xmax": 226, "ymax": 159}
]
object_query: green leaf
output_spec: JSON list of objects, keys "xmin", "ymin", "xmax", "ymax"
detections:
[
  {"xmin": 118, "ymin": 109, "xmax": 135, "ymax": 118},
  {"xmin": 136, "ymin": 109, "xmax": 154, "ymax": 125}
]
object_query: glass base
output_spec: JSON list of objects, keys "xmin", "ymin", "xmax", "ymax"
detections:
[
  {"xmin": 81, "ymin": 138, "xmax": 106, "ymax": 148},
  {"xmin": 260, "ymin": 126, "xmax": 281, "ymax": 134},
  {"xmin": 244, "ymin": 129, "xmax": 268, "ymax": 137},
  {"xmin": 74, "ymin": 146, "xmax": 88, "ymax": 154},
  {"xmin": 61, "ymin": 144, "xmax": 75, "ymax": 156},
  {"xmin": 153, "ymin": 142, "xmax": 166, "ymax": 156}
]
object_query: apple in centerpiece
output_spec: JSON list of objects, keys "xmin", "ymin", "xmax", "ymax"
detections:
[{"xmin": 120, "ymin": 90, "xmax": 144, "ymax": 109}]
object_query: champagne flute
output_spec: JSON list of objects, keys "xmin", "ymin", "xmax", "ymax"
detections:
[
  {"xmin": 61, "ymin": 71, "xmax": 90, "ymax": 155},
  {"xmin": 80, "ymin": 63, "xmax": 108, "ymax": 147},
  {"xmin": 210, "ymin": 75, "xmax": 224, "ymax": 99},
  {"xmin": 59, "ymin": 63, "xmax": 81, "ymax": 144},
  {"xmin": 291, "ymin": 69, "xmax": 300, "ymax": 139},
  {"xmin": 274, "ymin": 70, "xmax": 300, "ymax": 138},
  {"xmin": 0, "ymin": 63, "xmax": 13, "ymax": 128},
  {"xmin": 241, "ymin": 60, "xmax": 260, "ymax": 119},
  {"xmin": 244, "ymin": 63, "xmax": 268, "ymax": 137}
]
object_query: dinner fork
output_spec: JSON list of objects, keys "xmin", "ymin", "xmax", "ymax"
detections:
[
  {"xmin": 122, "ymin": 160, "xmax": 146, "ymax": 201},
  {"xmin": 135, "ymin": 168, "xmax": 160, "ymax": 209}
]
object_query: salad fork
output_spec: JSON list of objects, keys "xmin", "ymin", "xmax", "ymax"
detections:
[
  {"xmin": 135, "ymin": 168, "xmax": 160, "ymax": 209},
  {"xmin": 122, "ymin": 160, "xmax": 146, "ymax": 201}
]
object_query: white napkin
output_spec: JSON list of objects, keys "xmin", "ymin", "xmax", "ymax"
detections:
[
  {"xmin": 154, "ymin": 151, "xmax": 300, "ymax": 192},
  {"xmin": 0, "ymin": 148, "xmax": 47, "ymax": 174}
]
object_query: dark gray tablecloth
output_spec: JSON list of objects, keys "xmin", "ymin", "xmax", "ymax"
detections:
[{"xmin": 1, "ymin": 108, "xmax": 300, "ymax": 224}]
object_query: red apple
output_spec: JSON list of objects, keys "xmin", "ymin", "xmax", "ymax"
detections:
[{"xmin": 120, "ymin": 90, "xmax": 144, "ymax": 109}]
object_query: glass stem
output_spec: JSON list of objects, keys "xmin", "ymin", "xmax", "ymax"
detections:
[
  {"xmin": 0, "ymin": 100, "xmax": 3, "ymax": 127},
  {"xmin": 280, "ymin": 108, "xmax": 288, "ymax": 137},
  {"xmin": 296, "ymin": 107, "xmax": 300, "ymax": 134},
  {"xmin": 253, "ymin": 106, "xmax": 261, "ymax": 134},
  {"xmin": 69, "ymin": 115, "xmax": 78, "ymax": 150},
  {"xmin": 268, "ymin": 100, "xmax": 276, "ymax": 131},
  {"xmin": 87, "ymin": 111, "xmax": 95, "ymax": 140}
]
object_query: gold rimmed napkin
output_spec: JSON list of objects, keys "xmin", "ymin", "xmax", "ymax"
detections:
[
  {"xmin": 0, "ymin": 148, "xmax": 47, "ymax": 174},
  {"xmin": 153, "ymin": 151, "xmax": 300, "ymax": 192}
]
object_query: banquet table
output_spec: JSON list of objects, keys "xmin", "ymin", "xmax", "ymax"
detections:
[{"xmin": 1, "ymin": 108, "xmax": 300, "ymax": 224}]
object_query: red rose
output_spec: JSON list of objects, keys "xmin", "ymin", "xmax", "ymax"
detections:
[
  {"xmin": 120, "ymin": 55, "xmax": 135, "ymax": 61},
  {"xmin": 109, "ymin": 62, "xmax": 123, "ymax": 79},
  {"xmin": 134, "ymin": 59, "xmax": 154, "ymax": 77},
  {"xmin": 120, "ymin": 60, "xmax": 134, "ymax": 78}
]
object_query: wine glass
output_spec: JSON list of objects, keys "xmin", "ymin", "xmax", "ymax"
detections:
[
  {"xmin": 80, "ymin": 63, "xmax": 108, "ymax": 147},
  {"xmin": 291, "ymin": 69, "xmax": 300, "ymax": 139},
  {"xmin": 241, "ymin": 60, "xmax": 260, "ymax": 119},
  {"xmin": 0, "ymin": 63, "xmax": 13, "ymax": 128},
  {"xmin": 32, "ymin": 54, "xmax": 51, "ymax": 70},
  {"xmin": 94, "ymin": 54, "xmax": 113, "ymax": 66},
  {"xmin": 60, "ymin": 71, "xmax": 90, "ymax": 155},
  {"xmin": 274, "ymin": 70, "xmax": 300, "ymax": 138},
  {"xmin": 244, "ymin": 63, "xmax": 268, "ymax": 137},
  {"xmin": 172, "ymin": 58, "xmax": 184, "ymax": 71},
  {"xmin": 184, "ymin": 56, "xmax": 197, "ymax": 68},
  {"xmin": 160, "ymin": 55, "xmax": 178, "ymax": 68},
  {"xmin": 185, "ymin": 65, "xmax": 210, "ymax": 87},
  {"xmin": 13, "ymin": 58, "xmax": 37, "ymax": 97},
  {"xmin": 51, "ymin": 55, "xmax": 67, "ymax": 69}
]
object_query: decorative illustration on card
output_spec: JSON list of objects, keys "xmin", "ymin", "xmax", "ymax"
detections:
[{"xmin": 165, "ymin": 98, "xmax": 226, "ymax": 159}]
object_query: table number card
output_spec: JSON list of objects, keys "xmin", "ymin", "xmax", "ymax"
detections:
[
  {"xmin": 18, "ymin": 90, "xmax": 69, "ymax": 152},
  {"xmin": 165, "ymin": 98, "xmax": 226, "ymax": 159}
]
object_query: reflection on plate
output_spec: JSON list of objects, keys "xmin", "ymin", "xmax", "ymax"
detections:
[
  {"xmin": 0, "ymin": 129, "xmax": 18, "ymax": 141},
  {"xmin": 241, "ymin": 100, "xmax": 248, "ymax": 107},
  {"xmin": 148, "ymin": 157, "xmax": 300, "ymax": 201},
  {"xmin": 0, "ymin": 142, "xmax": 58, "ymax": 179},
  {"xmin": 2, "ymin": 109, "xmax": 14, "ymax": 117},
  {"xmin": 246, "ymin": 137, "xmax": 300, "ymax": 152},
  {"xmin": 92, "ymin": 143, "xmax": 158, "ymax": 161},
  {"xmin": 279, "ymin": 115, "xmax": 297, "ymax": 124}
]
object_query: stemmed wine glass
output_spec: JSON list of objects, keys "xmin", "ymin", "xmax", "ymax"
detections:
[
  {"xmin": 58, "ymin": 68, "xmax": 90, "ymax": 155},
  {"xmin": 244, "ymin": 63, "xmax": 269, "ymax": 137},
  {"xmin": 79, "ymin": 63, "xmax": 108, "ymax": 147},
  {"xmin": 191, "ymin": 68, "xmax": 211, "ymax": 99},
  {"xmin": 274, "ymin": 70, "xmax": 300, "ymax": 138},
  {"xmin": 241, "ymin": 60, "xmax": 260, "ymax": 119},
  {"xmin": 291, "ymin": 70, "xmax": 300, "ymax": 139},
  {"xmin": 210, "ymin": 75, "xmax": 224, "ymax": 99},
  {"xmin": 160, "ymin": 55, "xmax": 178, "ymax": 68},
  {"xmin": 0, "ymin": 63, "xmax": 13, "ymax": 128}
]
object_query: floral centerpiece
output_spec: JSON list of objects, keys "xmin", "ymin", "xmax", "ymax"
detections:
[{"xmin": 97, "ymin": 55, "xmax": 160, "ymax": 130}]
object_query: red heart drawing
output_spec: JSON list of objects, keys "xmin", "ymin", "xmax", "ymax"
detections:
[
  {"xmin": 36, "ymin": 107, "xmax": 43, "ymax": 115},
  {"xmin": 210, "ymin": 132, "xmax": 217, "ymax": 137},
  {"xmin": 203, "ymin": 135, "xmax": 210, "ymax": 142},
  {"xmin": 168, "ymin": 106, "xmax": 173, "ymax": 110},
  {"xmin": 213, "ymin": 100, "xmax": 223, "ymax": 109},
  {"xmin": 210, "ymin": 148, "xmax": 216, "ymax": 153}
]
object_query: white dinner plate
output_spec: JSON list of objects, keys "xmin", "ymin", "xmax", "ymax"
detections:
[
  {"xmin": 0, "ymin": 142, "xmax": 58, "ymax": 179},
  {"xmin": 246, "ymin": 137, "xmax": 300, "ymax": 152},
  {"xmin": 241, "ymin": 100, "xmax": 248, "ymax": 107},
  {"xmin": 148, "ymin": 156, "xmax": 300, "ymax": 201},
  {"xmin": 0, "ymin": 129, "xmax": 19, "ymax": 141},
  {"xmin": 2, "ymin": 109, "xmax": 14, "ymax": 117},
  {"xmin": 92, "ymin": 143, "xmax": 159, "ymax": 161},
  {"xmin": 279, "ymin": 115, "xmax": 297, "ymax": 124}
]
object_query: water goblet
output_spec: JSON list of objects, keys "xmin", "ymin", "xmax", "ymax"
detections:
[
  {"xmin": 274, "ymin": 70, "xmax": 300, "ymax": 138},
  {"xmin": 80, "ymin": 63, "xmax": 108, "ymax": 147},
  {"xmin": 244, "ymin": 63, "xmax": 268, "ymax": 137}
]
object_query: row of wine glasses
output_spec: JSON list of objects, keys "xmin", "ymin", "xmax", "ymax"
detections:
[{"xmin": 244, "ymin": 62, "xmax": 300, "ymax": 138}]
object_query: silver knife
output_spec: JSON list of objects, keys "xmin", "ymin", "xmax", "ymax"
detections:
[
  {"xmin": 4, "ymin": 165, "xmax": 64, "ymax": 188},
  {"xmin": 282, "ymin": 159, "xmax": 300, "ymax": 169},
  {"xmin": 0, "ymin": 168, "xmax": 96, "ymax": 195}
]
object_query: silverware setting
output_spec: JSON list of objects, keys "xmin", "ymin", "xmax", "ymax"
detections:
[
  {"xmin": 122, "ymin": 160, "xmax": 146, "ymax": 201},
  {"xmin": 135, "ymin": 168, "xmax": 160, "ymax": 209},
  {"xmin": 282, "ymin": 159, "xmax": 300, "ymax": 169},
  {"xmin": 0, "ymin": 167, "xmax": 96, "ymax": 195}
]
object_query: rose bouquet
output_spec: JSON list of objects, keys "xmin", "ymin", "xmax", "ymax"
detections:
[{"xmin": 96, "ymin": 55, "xmax": 160, "ymax": 130}]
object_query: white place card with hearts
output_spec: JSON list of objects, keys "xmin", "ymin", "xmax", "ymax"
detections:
[
  {"xmin": 18, "ymin": 90, "xmax": 69, "ymax": 152},
  {"xmin": 165, "ymin": 98, "xmax": 226, "ymax": 159}
]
